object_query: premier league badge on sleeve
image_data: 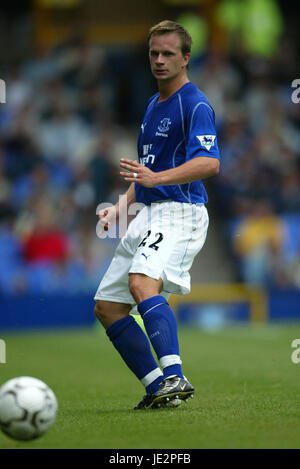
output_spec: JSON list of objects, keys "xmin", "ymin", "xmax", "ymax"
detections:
[{"xmin": 197, "ymin": 135, "xmax": 216, "ymax": 150}]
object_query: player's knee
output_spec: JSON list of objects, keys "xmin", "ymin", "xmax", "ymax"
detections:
[
  {"xmin": 128, "ymin": 276, "xmax": 143, "ymax": 302},
  {"xmin": 129, "ymin": 274, "xmax": 158, "ymax": 303},
  {"xmin": 94, "ymin": 300, "xmax": 131, "ymax": 329},
  {"xmin": 94, "ymin": 301, "xmax": 109, "ymax": 324}
]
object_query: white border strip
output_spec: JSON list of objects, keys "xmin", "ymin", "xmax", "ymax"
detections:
[
  {"xmin": 141, "ymin": 367, "xmax": 163, "ymax": 387},
  {"xmin": 159, "ymin": 354, "xmax": 182, "ymax": 368},
  {"xmin": 142, "ymin": 302, "xmax": 165, "ymax": 317}
]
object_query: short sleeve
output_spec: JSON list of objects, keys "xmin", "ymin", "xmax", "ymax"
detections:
[{"xmin": 186, "ymin": 102, "xmax": 220, "ymax": 160}]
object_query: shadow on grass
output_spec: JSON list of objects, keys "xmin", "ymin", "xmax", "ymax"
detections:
[{"xmin": 61, "ymin": 406, "xmax": 186, "ymax": 418}]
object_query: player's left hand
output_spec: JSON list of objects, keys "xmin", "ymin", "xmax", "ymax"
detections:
[{"xmin": 120, "ymin": 159, "xmax": 159, "ymax": 188}]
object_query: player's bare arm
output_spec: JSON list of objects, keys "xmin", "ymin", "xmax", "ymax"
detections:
[
  {"xmin": 120, "ymin": 156, "xmax": 220, "ymax": 188},
  {"xmin": 98, "ymin": 182, "xmax": 136, "ymax": 231}
]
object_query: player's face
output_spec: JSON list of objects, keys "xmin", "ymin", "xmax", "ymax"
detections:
[{"xmin": 149, "ymin": 33, "xmax": 190, "ymax": 82}]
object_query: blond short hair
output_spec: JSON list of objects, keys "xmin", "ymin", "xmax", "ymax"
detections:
[{"xmin": 148, "ymin": 20, "xmax": 193, "ymax": 56}]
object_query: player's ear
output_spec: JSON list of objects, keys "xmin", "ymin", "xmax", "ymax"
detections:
[{"xmin": 182, "ymin": 53, "xmax": 191, "ymax": 68}]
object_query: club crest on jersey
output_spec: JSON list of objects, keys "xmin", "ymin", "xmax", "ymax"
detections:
[
  {"xmin": 156, "ymin": 118, "xmax": 171, "ymax": 137},
  {"xmin": 158, "ymin": 118, "xmax": 171, "ymax": 132},
  {"xmin": 197, "ymin": 135, "xmax": 216, "ymax": 150}
]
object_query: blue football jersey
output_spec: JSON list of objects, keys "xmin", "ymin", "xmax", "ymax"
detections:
[{"xmin": 135, "ymin": 81, "xmax": 220, "ymax": 206}]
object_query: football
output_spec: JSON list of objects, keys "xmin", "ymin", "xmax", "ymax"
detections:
[{"xmin": 0, "ymin": 376, "xmax": 58, "ymax": 441}]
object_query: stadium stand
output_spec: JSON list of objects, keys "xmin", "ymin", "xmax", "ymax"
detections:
[{"xmin": 0, "ymin": 1, "xmax": 299, "ymax": 327}]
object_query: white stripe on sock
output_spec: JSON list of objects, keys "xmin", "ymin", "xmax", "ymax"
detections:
[
  {"xmin": 143, "ymin": 303, "xmax": 165, "ymax": 317},
  {"xmin": 140, "ymin": 368, "xmax": 163, "ymax": 387},
  {"xmin": 159, "ymin": 354, "xmax": 182, "ymax": 368}
]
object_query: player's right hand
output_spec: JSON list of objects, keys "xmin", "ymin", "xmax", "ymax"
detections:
[{"xmin": 98, "ymin": 206, "xmax": 117, "ymax": 231}]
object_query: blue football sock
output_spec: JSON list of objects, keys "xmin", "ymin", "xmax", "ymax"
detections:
[
  {"xmin": 138, "ymin": 295, "xmax": 184, "ymax": 380},
  {"xmin": 106, "ymin": 315, "xmax": 163, "ymax": 394}
]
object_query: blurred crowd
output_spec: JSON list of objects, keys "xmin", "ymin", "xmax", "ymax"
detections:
[
  {"xmin": 190, "ymin": 46, "xmax": 300, "ymax": 288},
  {"xmin": 0, "ymin": 1, "xmax": 300, "ymax": 295},
  {"xmin": 0, "ymin": 39, "xmax": 135, "ymax": 295}
]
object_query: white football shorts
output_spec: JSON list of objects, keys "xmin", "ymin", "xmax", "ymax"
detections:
[{"xmin": 94, "ymin": 201, "xmax": 209, "ymax": 306}]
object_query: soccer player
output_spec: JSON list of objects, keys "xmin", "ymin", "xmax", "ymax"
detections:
[{"xmin": 94, "ymin": 20, "xmax": 220, "ymax": 409}]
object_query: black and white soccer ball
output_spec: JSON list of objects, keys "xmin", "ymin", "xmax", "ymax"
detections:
[{"xmin": 0, "ymin": 376, "xmax": 58, "ymax": 441}]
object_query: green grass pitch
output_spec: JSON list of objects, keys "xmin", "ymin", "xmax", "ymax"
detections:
[{"xmin": 0, "ymin": 322, "xmax": 300, "ymax": 449}]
